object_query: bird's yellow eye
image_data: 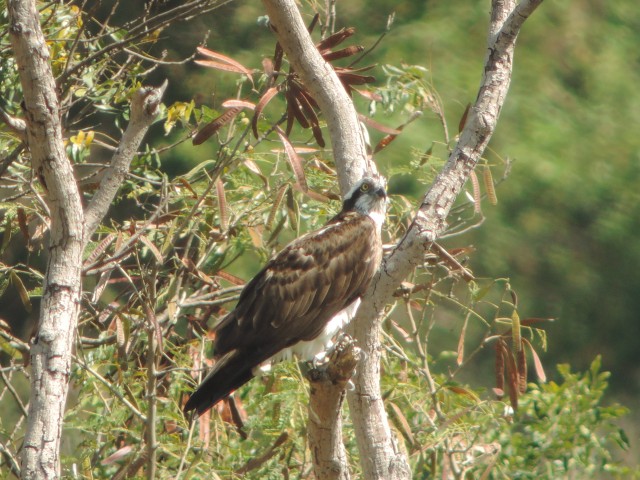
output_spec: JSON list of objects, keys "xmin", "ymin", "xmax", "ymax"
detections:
[{"xmin": 360, "ymin": 183, "xmax": 370, "ymax": 192}]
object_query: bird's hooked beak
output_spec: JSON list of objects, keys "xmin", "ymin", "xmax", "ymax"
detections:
[{"xmin": 375, "ymin": 186, "xmax": 387, "ymax": 199}]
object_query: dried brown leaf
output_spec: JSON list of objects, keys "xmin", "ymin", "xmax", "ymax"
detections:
[
  {"xmin": 322, "ymin": 45, "xmax": 364, "ymax": 62},
  {"xmin": 252, "ymin": 87, "xmax": 279, "ymax": 139},
  {"xmin": 9, "ymin": 270, "xmax": 31, "ymax": 313},
  {"xmin": 266, "ymin": 184, "xmax": 289, "ymax": 230},
  {"xmin": 193, "ymin": 107, "xmax": 242, "ymax": 145},
  {"xmin": 101, "ymin": 445, "xmax": 133, "ymax": 466},
  {"xmin": 139, "ymin": 235, "xmax": 163, "ymax": 264},
  {"xmin": 523, "ymin": 338, "xmax": 547, "ymax": 382},
  {"xmin": 358, "ymin": 114, "xmax": 401, "ymax": 135},
  {"xmin": 221, "ymin": 99, "xmax": 256, "ymax": 110},
  {"xmin": 338, "ymin": 72, "xmax": 375, "ymax": 86},
  {"xmin": 17, "ymin": 207, "xmax": 29, "ymax": 242},
  {"xmin": 216, "ymin": 270, "xmax": 245, "ymax": 286},
  {"xmin": 276, "ymin": 127, "xmax": 308, "ymax": 191},
  {"xmin": 388, "ymin": 401, "xmax": 415, "ymax": 447},
  {"xmin": 457, "ymin": 317, "xmax": 468, "ymax": 366},
  {"xmin": 317, "ymin": 27, "xmax": 356, "ymax": 52},
  {"xmin": 177, "ymin": 177, "xmax": 198, "ymax": 198},
  {"xmin": 286, "ymin": 187, "xmax": 298, "ymax": 231},
  {"xmin": 458, "ymin": 102, "xmax": 471, "ymax": 133},
  {"xmin": 517, "ymin": 347, "xmax": 527, "ymax": 394},
  {"xmin": 483, "ymin": 166, "xmax": 498, "ymax": 205},
  {"xmin": 196, "ymin": 46, "xmax": 253, "ymax": 79},
  {"xmin": 85, "ymin": 233, "xmax": 116, "ymax": 265},
  {"xmin": 470, "ymin": 170, "xmax": 482, "ymax": 214},
  {"xmin": 354, "ymin": 88, "xmax": 383, "ymax": 102},
  {"xmin": 215, "ymin": 178, "xmax": 228, "ymax": 231}
]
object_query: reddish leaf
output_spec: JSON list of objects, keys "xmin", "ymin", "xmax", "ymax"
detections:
[
  {"xmin": 17, "ymin": 208, "xmax": 29, "ymax": 242},
  {"xmin": 285, "ymin": 91, "xmax": 310, "ymax": 129},
  {"xmin": 354, "ymin": 88, "xmax": 383, "ymax": 102},
  {"xmin": 262, "ymin": 57, "xmax": 274, "ymax": 78},
  {"xmin": 503, "ymin": 342, "xmax": 519, "ymax": 410},
  {"xmin": 221, "ymin": 99, "xmax": 256, "ymax": 110},
  {"xmin": 446, "ymin": 385, "xmax": 480, "ymax": 401},
  {"xmin": 196, "ymin": 46, "xmax": 253, "ymax": 79},
  {"xmin": 215, "ymin": 178, "xmax": 228, "ymax": 231},
  {"xmin": 252, "ymin": 87, "xmax": 279, "ymax": 139},
  {"xmin": 517, "ymin": 347, "xmax": 527, "ymax": 394},
  {"xmin": 458, "ymin": 102, "xmax": 471, "ymax": 133},
  {"xmin": 101, "ymin": 445, "xmax": 133, "ymax": 466},
  {"xmin": 216, "ymin": 270, "xmax": 245, "ymax": 286},
  {"xmin": 273, "ymin": 42, "xmax": 284, "ymax": 77},
  {"xmin": 275, "ymin": 127, "xmax": 308, "ymax": 191},
  {"xmin": 177, "ymin": 177, "xmax": 198, "ymax": 199},
  {"xmin": 193, "ymin": 107, "xmax": 242, "ymax": 145},
  {"xmin": 358, "ymin": 114, "xmax": 401, "ymax": 135},
  {"xmin": 470, "ymin": 170, "xmax": 482, "ymax": 214},
  {"xmin": 322, "ymin": 45, "xmax": 364, "ymax": 62},
  {"xmin": 523, "ymin": 338, "xmax": 547, "ymax": 382},
  {"xmin": 338, "ymin": 72, "xmax": 375, "ymax": 86},
  {"xmin": 317, "ymin": 27, "xmax": 356, "ymax": 53},
  {"xmin": 307, "ymin": 13, "xmax": 319, "ymax": 33}
]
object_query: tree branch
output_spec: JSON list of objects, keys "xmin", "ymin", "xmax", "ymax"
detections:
[
  {"xmin": 348, "ymin": 1, "xmax": 542, "ymax": 478},
  {"xmin": 83, "ymin": 81, "xmax": 167, "ymax": 241},
  {"xmin": 261, "ymin": 0, "xmax": 376, "ymax": 197}
]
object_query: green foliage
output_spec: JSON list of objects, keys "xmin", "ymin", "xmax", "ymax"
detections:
[
  {"xmin": 493, "ymin": 357, "xmax": 636, "ymax": 479},
  {"xmin": 1, "ymin": 0, "xmax": 637, "ymax": 478}
]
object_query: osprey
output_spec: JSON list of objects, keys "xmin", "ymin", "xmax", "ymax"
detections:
[{"xmin": 184, "ymin": 176, "xmax": 387, "ymax": 415}]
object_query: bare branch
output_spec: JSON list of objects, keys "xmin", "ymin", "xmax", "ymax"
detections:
[
  {"xmin": 84, "ymin": 81, "xmax": 168, "ymax": 241},
  {"xmin": 347, "ymin": 1, "xmax": 542, "ymax": 477}
]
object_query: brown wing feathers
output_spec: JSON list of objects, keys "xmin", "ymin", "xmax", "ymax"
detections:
[{"xmin": 184, "ymin": 211, "xmax": 380, "ymax": 414}]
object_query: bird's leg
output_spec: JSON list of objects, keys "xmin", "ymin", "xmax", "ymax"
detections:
[{"xmin": 305, "ymin": 334, "xmax": 361, "ymax": 384}]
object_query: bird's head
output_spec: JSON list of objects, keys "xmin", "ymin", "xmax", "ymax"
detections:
[{"xmin": 343, "ymin": 176, "xmax": 388, "ymax": 228}]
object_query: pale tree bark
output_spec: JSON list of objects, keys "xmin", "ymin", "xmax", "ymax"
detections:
[
  {"xmin": 306, "ymin": 338, "xmax": 360, "ymax": 480},
  {"xmin": 8, "ymin": 2, "xmax": 84, "ymax": 478},
  {"xmin": 261, "ymin": 0, "xmax": 543, "ymax": 479},
  {"xmin": 7, "ymin": 1, "xmax": 166, "ymax": 478}
]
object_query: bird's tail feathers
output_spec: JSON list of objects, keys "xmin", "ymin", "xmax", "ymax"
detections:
[{"xmin": 184, "ymin": 350, "xmax": 255, "ymax": 415}]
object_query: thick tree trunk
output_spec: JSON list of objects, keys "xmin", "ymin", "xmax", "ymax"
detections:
[
  {"xmin": 7, "ymin": 1, "xmax": 84, "ymax": 478},
  {"xmin": 8, "ymin": 2, "xmax": 166, "ymax": 478}
]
